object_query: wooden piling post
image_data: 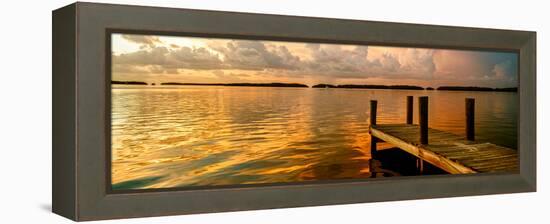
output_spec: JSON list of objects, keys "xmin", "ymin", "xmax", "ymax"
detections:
[
  {"xmin": 418, "ymin": 96, "xmax": 428, "ymax": 144},
  {"xmin": 466, "ymin": 98, "xmax": 475, "ymax": 141},
  {"xmin": 406, "ymin": 96, "xmax": 413, "ymax": 124},
  {"xmin": 370, "ymin": 100, "xmax": 378, "ymax": 157},
  {"xmin": 416, "ymin": 158, "xmax": 424, "ymax": 174}
]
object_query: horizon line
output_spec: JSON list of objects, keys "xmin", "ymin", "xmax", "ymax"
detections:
[{"xmin": 111, "ymin": 80, "xmax": 518, "ymax": 91}]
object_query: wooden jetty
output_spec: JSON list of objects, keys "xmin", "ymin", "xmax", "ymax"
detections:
[{"xmin": 368, "ymin": 96, "xmax": 518, "ymax": 174}]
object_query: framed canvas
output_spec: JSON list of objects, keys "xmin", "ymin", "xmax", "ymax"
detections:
[{"xmin": 52, "ymin": 2, "xmax": 536, "ymax": 221}]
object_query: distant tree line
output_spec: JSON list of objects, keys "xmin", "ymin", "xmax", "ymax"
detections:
[
  {"xmin": 437, "ymin": 86, "xmax": 518, "ymax": 92},
  {"xmin": 161, "ymin": 82, "xmax": 309, "ymax": 88},
  {"xmin": 312, "ymin": 84, "xmax": 424, "ymax": 90},
  {"xmin": 111, "ymin": 80, "xmax": 148, "ymax": 85},
  {"xmin": 112, "ymin": 80, "xmax": 517, "ymax": 92}
]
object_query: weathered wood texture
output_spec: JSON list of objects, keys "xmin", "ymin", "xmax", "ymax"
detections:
[
  {"xmin": 370, "ymin": 100, "xmax": 378, "ymax": 156},
  {"xmin": 369, "ymin": 124, "xmax": 519, "ymax": 174},
  {"xmin": 418, "ymin": 96, "xmax": 429, "ymax": 144},
  {"xmin": 406, "ymin": 96, "xmax": 413, "ymax": 124},
  {"xmin": 466, "ymin": 98, "xmax": 475, "ymax": 141}
]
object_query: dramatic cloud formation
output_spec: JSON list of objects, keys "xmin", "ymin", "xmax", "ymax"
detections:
[
  {"xmin": 121, "ymin": 35, "xmax": 162, "ymax": 48},
  {"xmin": 111, "ymin": 34, "xmax": 518, "ymax": 88},
  {"xmin": 210, "ymin": 40, "xmax": 302, "ymax": 70}
]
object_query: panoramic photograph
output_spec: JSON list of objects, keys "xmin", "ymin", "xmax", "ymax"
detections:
[{"xmin": 110, "ymin": 33, "xmax": 519, "ymax": 190}]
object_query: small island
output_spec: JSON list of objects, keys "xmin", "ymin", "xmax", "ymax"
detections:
[
  {"xmin": 494, "ymin": 87, "xmax": 518, "ymax": 92},
  {"xmin": 111, "ymin": 80, "xmax": 148, "ymax": 85},
  {"xmin": 311, "ymin": 84, "xmax": 337, "ymax": 88},
  {"xmin": 437, "ymin": 86, "xmax": 517, "ymax": 92},
  {"xmin": 160, "ymin": 82, "xmax": 309, "ymax": 88},
  {"xmin": 426, "ymin": 87, "xmax": 435, "ymax": 90},
  {"xmin": 312, "ymin": 84, "xmax": 424, "ymax": 90}
]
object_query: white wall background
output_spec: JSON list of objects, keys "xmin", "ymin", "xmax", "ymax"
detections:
[{"xmin": 0, "ymin": 0, "xmax": 547, "ymax": 223}]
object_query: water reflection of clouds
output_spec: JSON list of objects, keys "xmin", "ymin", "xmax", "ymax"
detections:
[{"xmin": 112, "ymin": 87, "xmax": 518, "ymax": 189}]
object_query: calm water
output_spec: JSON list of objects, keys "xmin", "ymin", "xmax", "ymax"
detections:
[{"xmin": 111, "ymin": 86, "xmax": 518, "ymax": 189}]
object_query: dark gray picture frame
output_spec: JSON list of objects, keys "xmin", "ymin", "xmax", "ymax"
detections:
[{"xmin": 53, "ymin": 2, "xmax": 536, "ymax": 221}]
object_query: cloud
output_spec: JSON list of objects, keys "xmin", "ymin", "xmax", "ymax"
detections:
[
  {"xmin": 301, "ymin": 45, "xmax": 436, "ymax": 80},
  {"xmin": 121, "ymin": 35, "xmax": 162, "ymax": 48},
  {"xmin": 112, "ymin": 41, "xmax": 438, "ymax": 82},
  {"xmin": 115, "ymin": 47, "xmax": 170, "ymax": 65},
  {"xmin": 491, "ymin": 60, "xmax": 514, "ymax": 79},
  {"xmin": 302, "ymin": 45, "xmax": 376, "ymax": 79},
  {"xmin": 113, "ymin": 64, "xmax": 151, "ymax": 74},
  {"xmin": 484, "ymin": 60, "xmax": 517, "ymax": 86},
  {"xmin": 429, "ymin": 50, "xmax": 518, "ymax": 87},
  {"xmin": 113, "ymin": 45, "xmax": 225, "ymax": 74},
  {"xmin": 112, "ymin": 35, "xmax": 518, "ymax": 88},
  {"xmin": 210, "ymin": 40, "xmax": 302, "ymax": 70},
  {"xmin": 378, "ymin": 53, "xmax": 401, "ymax": 72},
  {"xmin": 169, "ymin": 46, "xmax": 225, "ymax": 69},
  {"xmin": 398, "ymin": 49, "xmax": 436, "ymax": 77},
  {"xmin": 114, "ymin": 40, "xmax": 303, "ymax": 74}
]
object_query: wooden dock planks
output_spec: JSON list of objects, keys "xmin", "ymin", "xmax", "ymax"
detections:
[{"xmin": 369, "ymin": 124, "xmax": 519, "ymax": 174}]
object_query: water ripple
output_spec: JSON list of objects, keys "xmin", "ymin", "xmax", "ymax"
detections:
[{"xmin": 111, "ymin": 87, "xmax": 518, "ymax": 189}]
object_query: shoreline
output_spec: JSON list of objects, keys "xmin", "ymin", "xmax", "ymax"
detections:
[
  {"xmin": 111, "ymin": 81, "xmax": 517, "ymax": 92},
  {"xmin": 112, "ymin": 84, "xmax": 518, "ymax": 93}
]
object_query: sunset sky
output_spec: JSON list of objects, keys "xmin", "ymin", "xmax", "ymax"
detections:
[{"xmin": 112, "ymin": 34, "xmax": 518, "ymax": 88}]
